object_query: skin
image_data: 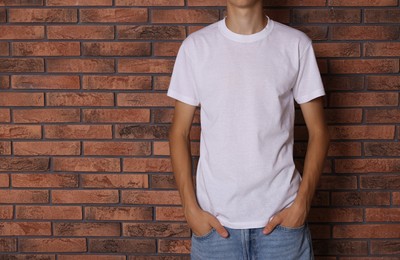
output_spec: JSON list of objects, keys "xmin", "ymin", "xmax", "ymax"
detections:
[{"xmin": 168, "ymin": 0, "xmax": 330, "ymax": 239}]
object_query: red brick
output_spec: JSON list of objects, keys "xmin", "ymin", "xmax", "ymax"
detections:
[
  {"xmin": 367, "ymin": 76, "xmax": 400, "ymax": 90},
  {"xmin": 336, "ymin": 159, "xmax": 400, "ymax": 173},
  {"xmin": 326, "ymin": 142, "xmax": 362, "ymax": 157},
  {"xmin": 88, "ymin": 238, "xmax": 156, "ymax": 253},
  {"xmin": 46, "ymin": 92, "xmax": 114, "ymax": 106},
  {"xmin": 83, "ymin": 108, "xmax": 149, "ymax": 123},
  {"xmin": 322, "ymin": 76, "xmax": 364, "ymax": 91},
  {"xmin": 117, "ymin": 93, "xmax": 172, "ymax": 107},
  {"xmin": 80, "ymin": 8, "xmax": 147, "ymax": 22},
  {"xmin": 82, "ymin": 42, "xmax": 150, "ymax": 56},
  {"xmin": 16, "ymin": 206, "xmax": 82, "ymax": 219},
  {"xmin": 394, "ymin": 192, "xmax": 400, "ymax": 205},
  {"xmin": 0, "ymin": 0, "xmax": 43, "ymax": 5},
  {"xmin": 46, "ymin": 0, "xmax": 112, "ymax": 5},
  {"xmin": 364, "ymin": 142, "xmax": 400, "ymax": 156},
  {"xmin": 53, "ymin": 157, "xmax": 120, "ymax": 172},
  {"xmin": 19, "ymin": 238, "xmax": 86, "ymax": 252},
  {"xmin": 0, "ymin": 58, "xmax": 44, "ymax": 72},
  {"xmin": 59, "ymin": 256, "xmax": 125, "ymax": 260},
  {"xmin": 329, "ymin": 59, "xmax": 399, "ymax": 74},
  {"xmin": 313, "ymin": 43, "xmax": 360, "ymax": 57},
  {"xmin": 118, "ymin": 58, "xmax": 174, "ymax": 73},
  {"xmin": 361, "ymin": 175, "xmax": 400, "ymax": 189},
  {"xmin": 48, "ymin": 26, "xmax": 114, "ymax": 39},
  {"xmin": 308, "ymin": 208, "xmax": 363, "ymax": 222},
  {"xmin": 293, "ymin": 9, "xmax": 361, "ymax": 23},
  {"xmin": 52, "ymin": 190, "xmax": 118, "ymax": 204},
  {"xmin": 0, "ymin": 42, "xmax": 9, "ymax": 55},
  {"xmin": 14, "ymin": 108, "xmax": 80, "ymax": 123},
  {"xmin": 47, "ymin": 58, "xmax": 114, "ymax": 73},
  {"xmin": 0, "ymin": 125, "xmax": 41, "ymax": 139},
  {"xmin": 9, "ymin": 8, "xmax": 77, "ymax": 22},
  {"xmin": 54, "ymin": 222, "xmax": 120, "ymax": 236},
  {"xmin": 331, "ymin": 26, "xmax": 399, "ymax": 40},
  {"xmin": 12, "ymin": 173, "xmax": 78, "ymax": 188},
  {"xmin": 152, "ymin": 9, "xmax": 218, "ymax": 23},
  {"xmin": 317, "ymin": 176, "xmax": 357, "ymax": 190},
  {"xmin": 0, "ymin": 173, "xmax": 9, "ymax": 187},
  {"xmin": 12, "ymin": 75, "xmax": 80, "ymax": 89},
  {"xmin": 0, "ymin": 157, "xmax": 49, "ymax": 172},
  {"xmin": 328, "ymin": 125, "xmax": 395, "ymax": 140},
  {"xmin": 116, "ymin": 0, "xmax": 183, "ymax": 6},
  {"xmin": 123, "ymin": 158, "xmax": 171, "ymax": 172},
  {"xmin": 82, "ymin": 75, "xmax": 151, "ymax": 90},
  {"xmin": 151, "ymin": 174, "xmax": 179, "ymax": 189},
  {"xmin": 12, "ymin": 42, "xmax": 80, "ymax": 56},
  {"xmin": 155, "ymin": 206, "xmax": 185, "ymax": 221},
  {"xmin": 158, "ymin": 239, "xmax": 191, "ymax": 254},
  {"xmin": 0, "ymin": 222, "xmax": 51, "ymax": 235},
  {"xmin": 371, "ymin": 240, "xmax": 400, "ymax": 255},
  {"xmin": 122, "ymin": 222, "xmax": 189, "ymax": 237},
  {"xmin": 333, "ymin": 224, "xmax": 400, "ymax": 238},
  {"xmin": 365, "ymin": 9, "xmax": 400, "ymax": 23},
  {"xmin": 117, "ymin": 25, "xmax": 186, "ymax": 40},
  {"xmin": 365, "ymin": 42, "xmax": 400, "ymax": 57},
  {"xmin": 0, "ymin": 26, "xmax": 44, "ymax": 39},
  {"xmin": 115, "ymin": 124, "xmax": 169, "ymax": 139},
  {"xmin": 332, "ymin": 191, "xmax": 391, "ymax": 206},
  {"xmin": 312, "ymin": 239, "xmax": 368, "ymax": 255},
  {"xmin": 85, "ymin": 206, "xmax": 153, "ymax": 221},
  {"xmin": 0, "ymin": 190, "xmax": 48, "ymax": 203},
  {"xmin": 293, "ymin": 25, "xmax": 328, "ymax": 40},
  {"xmin": 81, "ymin": 173, "xmax": 149, "ymax": 188},
  {"xmin": 0, "ymin": 92, "xmax": 44, "ymax": 106},
  {"xmin": 330, "ymin": 92, "xmax": 398, "ymax": 107},
  {"xmin": 366, "ymin": 208, "xmax": 400, "ymax": 222},
  {"xmin": 14, "ymin": 141, "xmax": 80, "ymax": 155},
  {"xmin": 121, "ymin": 190, "xmax": 181, "ymax": 205},
  {"xmin": 0, "ymin": 238, "xmax": 16, "ymax": 252},
  {"xmin": 0, "ymin": 75, "xmax": 9, "ymax": 89},
  {"xmin": 0, "ymin": 108, "xmax": 10, "ymax": 122},
  {"xmin": 83, "ymin": 141, "xmax": 151, "ymax": 156},
  {"xmin": 266, "ymin": 0, "xmax": 326, "ymax": 6},
  {"xmin": 328, "ymin": 0, "xmax": 398, "ymax": 6},
  {"xmin": 44, "ymin": 125, "xmax": 112, "ymax": 139}
]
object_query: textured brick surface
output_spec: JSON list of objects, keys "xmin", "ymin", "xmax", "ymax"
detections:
[{"xmin": 0, "ymin": 1, "xmax": 399, "ymax": 258}]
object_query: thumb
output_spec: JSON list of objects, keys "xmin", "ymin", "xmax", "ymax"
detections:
[
  {"xmin": 263, "ymin": 215, "xmax": 280, "ymax": 235},
  {"xmin": 210, "ymin": 218, "xmax": 229, "ymax": 238}
]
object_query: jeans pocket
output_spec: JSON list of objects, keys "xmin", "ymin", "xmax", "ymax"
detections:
[
  {"xmin": 276, "ymin": 223, "xmax": 306, "ymax": 232},
  {"xmin": 192, "ymin": 227, "xmax": 216, "ymax": 240}
]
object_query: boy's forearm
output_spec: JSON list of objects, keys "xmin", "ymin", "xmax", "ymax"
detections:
[
  {"xmin": 169, "ymin": 133, "xmax": 200, "ymax": 211},
  {"xmin": 295, "ymin": 130, "xmax": 330, "ymax": 210}
]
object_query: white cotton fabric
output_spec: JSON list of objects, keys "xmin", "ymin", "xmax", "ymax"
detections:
[{"xmin": 167, "ymin": 15, "xmax": 326, "ymax": 229}]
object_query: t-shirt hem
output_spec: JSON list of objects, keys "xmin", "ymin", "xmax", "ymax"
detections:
[
  {"xmin": 218, "ymin": 219, "xmax": 269, "ymax": 229},
  {"xmin": 295, "ymin": 88, "xmax": 326, "ymax": 104},
  {"xmin": 167, "ymin": 89, "xmax": 199, "ymax": 106}
]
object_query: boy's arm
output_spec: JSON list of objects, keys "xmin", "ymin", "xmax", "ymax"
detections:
[
  {"xmin": 263, "ymin": 96, "xmax": 330, "ymax": 234},
  {"xmin": 168, "ymin": 100, "xmax": 200, "ymax": 211}
]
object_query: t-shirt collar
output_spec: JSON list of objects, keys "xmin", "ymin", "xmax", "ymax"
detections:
[{"xmin": 218, "ymin": 14, "xmax": 274, "ymax": 43}]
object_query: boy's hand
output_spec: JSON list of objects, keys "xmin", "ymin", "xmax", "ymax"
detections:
[
  {"xmin": 262, "ymin": 200, "xmax": 309, "ymax": 235},
  {"xmin": 185, "ymin": 206, "xmax": 229, "ymax": 238}
]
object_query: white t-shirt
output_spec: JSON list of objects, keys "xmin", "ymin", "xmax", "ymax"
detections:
[{"xmin": 167, "ymin": 15, "xmax": 326, "ymax": 229}]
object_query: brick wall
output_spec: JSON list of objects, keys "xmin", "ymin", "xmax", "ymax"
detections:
[{"xmin": 0, "ymin": 0, "xmax": 399, "ymax": 258}]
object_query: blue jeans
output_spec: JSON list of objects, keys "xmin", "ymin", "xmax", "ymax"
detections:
[{"xmin": 190, "ymin": 222, "xmax": 314, "ymax": 260}]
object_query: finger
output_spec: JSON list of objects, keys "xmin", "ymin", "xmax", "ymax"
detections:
[
  {"xmin": 263, "ymin": 215, "xmax": 280, "ymax": 235},
  {"xmin": 210, "ymin": 219, "xmax": 229, "ymax": 238}
]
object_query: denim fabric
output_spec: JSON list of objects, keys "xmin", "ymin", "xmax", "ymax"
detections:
[{"xmin": 190, "ymin": 222, "xmax": 314, "ymax": 260}]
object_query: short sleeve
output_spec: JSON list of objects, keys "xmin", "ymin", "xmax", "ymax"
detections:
[
  {"xmin": 292, "ymin": 41, "xmax": 326, "ymax": 104},
  {"xmin": 166, "ymin": 40, "xmax": 200, "ymax": 107}
]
